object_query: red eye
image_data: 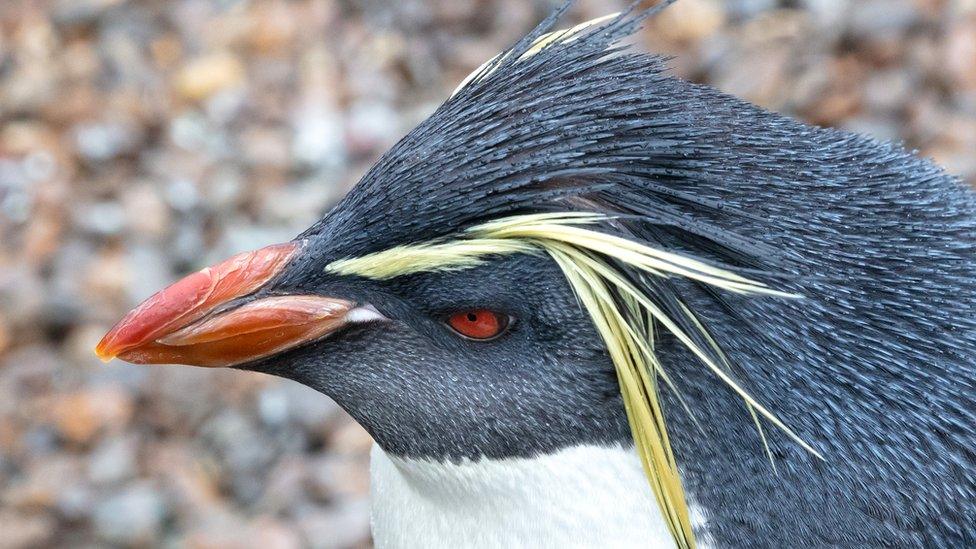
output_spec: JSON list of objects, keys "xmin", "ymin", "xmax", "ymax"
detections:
[{"xmin": 446, "ymin": 310, "xmax": 509, "ymax": 340}]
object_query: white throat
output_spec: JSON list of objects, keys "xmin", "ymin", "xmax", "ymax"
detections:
[{"xmin": 369, "ymin": 443, "xmax": 679, "ymax": 548}]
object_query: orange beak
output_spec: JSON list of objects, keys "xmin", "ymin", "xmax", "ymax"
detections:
[{"xmin": 95, "ymin": 242, "xmax": 354, "ymax": 368}]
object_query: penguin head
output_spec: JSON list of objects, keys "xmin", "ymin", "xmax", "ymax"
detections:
[
  {"xmin": 96, "ymin": 6, "xmax": 823, "ymax": 546},
  {"xmin": 94, "ymin": 7, "xmax": 679, "ymax": 458}
]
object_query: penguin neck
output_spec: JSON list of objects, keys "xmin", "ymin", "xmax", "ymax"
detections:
[{"xmin": 369, "ymin": 443, "xmax": 688, "ymax": 548}]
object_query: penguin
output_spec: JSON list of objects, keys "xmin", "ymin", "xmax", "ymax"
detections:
[{"xmin": 96, "ymin": 4, "xmax": 976, "ymax": 547}]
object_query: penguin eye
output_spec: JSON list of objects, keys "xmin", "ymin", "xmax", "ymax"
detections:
[{"xmin": 446, "ymin": 310, "xmax": 510, "ymax": 340}]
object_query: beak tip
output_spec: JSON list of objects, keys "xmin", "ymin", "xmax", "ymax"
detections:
[{"xmin": 94, "ymin": 338, "xmax": 118, "ymax": 363}]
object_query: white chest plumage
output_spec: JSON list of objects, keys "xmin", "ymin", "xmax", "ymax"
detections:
[{"xmin": 369, "ymin": 443, "xmax": 681, "ymax": 549}]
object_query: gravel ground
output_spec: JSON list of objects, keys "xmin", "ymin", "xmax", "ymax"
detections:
[{"xmin": 1, "ymin": 0, "xmax": 974, "ymax": 547}]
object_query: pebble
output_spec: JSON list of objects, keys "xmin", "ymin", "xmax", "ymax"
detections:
[
  {"xmin": 72, "ymin": 120, "xmax": 141, "ymax": 162},
  {"xmin": 291, "ymin": 104, "xmax": 346, "ymax": 169},
  {"xmin": 653, "ymin": 0, "xmax": 727, "ymax": 42},
  {"xmin": 296, "ymin": 499, "xmax": 372, "ymax": 549},
  {"xmin": 307, "ymin": 455, "xmax": 371, "ymax": 500},
  {"xmin": 88, "ymin": 434, "xmax": 139, "ymax": 484},
  {"xmin": 3, "ymin": 454, "xmax": 86, "ymax": 512},
  {"xmin": 176, "ymin": 52, "xmax": 246, "ymax": 101},
  {"xmin": 240, "ymin": 126, "xmax": 292, "ymax": 168},
  {"xmin": 0, "ymin": 316, "xmax": 9, "ymax": 356},
  {"xmin": 93, "ymin": 483, "xmax": 167, "ymax": 545},
  {"xmin": 799, "ymin": 0, "xmax": 850, "ymax": 28},
  {"xmin": 345, "ymin": 100, "xmax": 401, "ymax": 157},
  {"xmin": 201, "ymin": 410, "xmax": 277, "ymax": 503},
  {"xmin": 53, "ymin": 0, "xmax": 128, "ymax": 26},
  {"xmin": 49, "ymin": 387, "xmax": 134, "ymax": 445},
  {"xmin": 725, "ymin": 0, "xmax": 778, "ymax": 20},
  {"xmin": 183, "ymin": 515, "xmax": 304, "ymax": 549},
  {"xmin": 56, "ymin": 483, "xmax": 96, "ymax": 522},
  {"xmin": 166, "ymin": 178, "xmax": 202, "ymax": 212},
  {"xmin": 121, "ymin": 183, "xmax": 170, "ymax": 239},
  {"xmin": 848, "ymin": 0, "xmax": 919, "ymax": 38},
  {"xmin": 864, "ymin": 70, "xmax": 914, "ymax": 113},
  {"xmin": 945, "ymin": 17, "xmax": 976, "ymax": 90},
  {"xmin": 73, "ymin": 201, "xmax": 127, "ymax": 236},
  {"xmin": 0, "ymin": 511, "xmax": 55, "ymax": 548}
]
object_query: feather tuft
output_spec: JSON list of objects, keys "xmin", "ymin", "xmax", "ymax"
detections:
[{"xmin": 326, "ymin": 212, "xmax": 819, "ymax": 549}]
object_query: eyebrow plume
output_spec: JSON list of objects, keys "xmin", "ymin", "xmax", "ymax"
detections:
[{"xmin": 326, "ymin": 211, "xmax": 819, "ymax": 549}]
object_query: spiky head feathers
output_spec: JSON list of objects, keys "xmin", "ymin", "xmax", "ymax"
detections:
[{"xmin": 301, "ymin": 5, "xmax": 758, "ymax": 264}]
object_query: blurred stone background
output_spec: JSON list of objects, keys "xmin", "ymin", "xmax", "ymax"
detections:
[{"xmin": 0, "ymin": 0, "xmax": 974, "ymax": 547}]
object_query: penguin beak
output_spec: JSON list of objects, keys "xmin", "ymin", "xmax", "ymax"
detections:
[{"xmin": 95, "ymin": 242, "xmax": 354, "ymax": 368}]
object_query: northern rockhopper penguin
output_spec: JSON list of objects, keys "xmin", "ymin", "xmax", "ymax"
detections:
[{"xmin": 95, "ymin": 3, "xmax": 976, "ymax": 548}]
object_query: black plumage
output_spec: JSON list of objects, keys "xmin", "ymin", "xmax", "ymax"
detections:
[{"xmin": 245, "ymin": 3, "xmax": 976, "ymax": 546}]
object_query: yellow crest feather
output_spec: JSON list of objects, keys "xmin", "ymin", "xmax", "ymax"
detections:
[{"xmin": 325, "ymin": 212, "xmax": 818, "ymax": 548}]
